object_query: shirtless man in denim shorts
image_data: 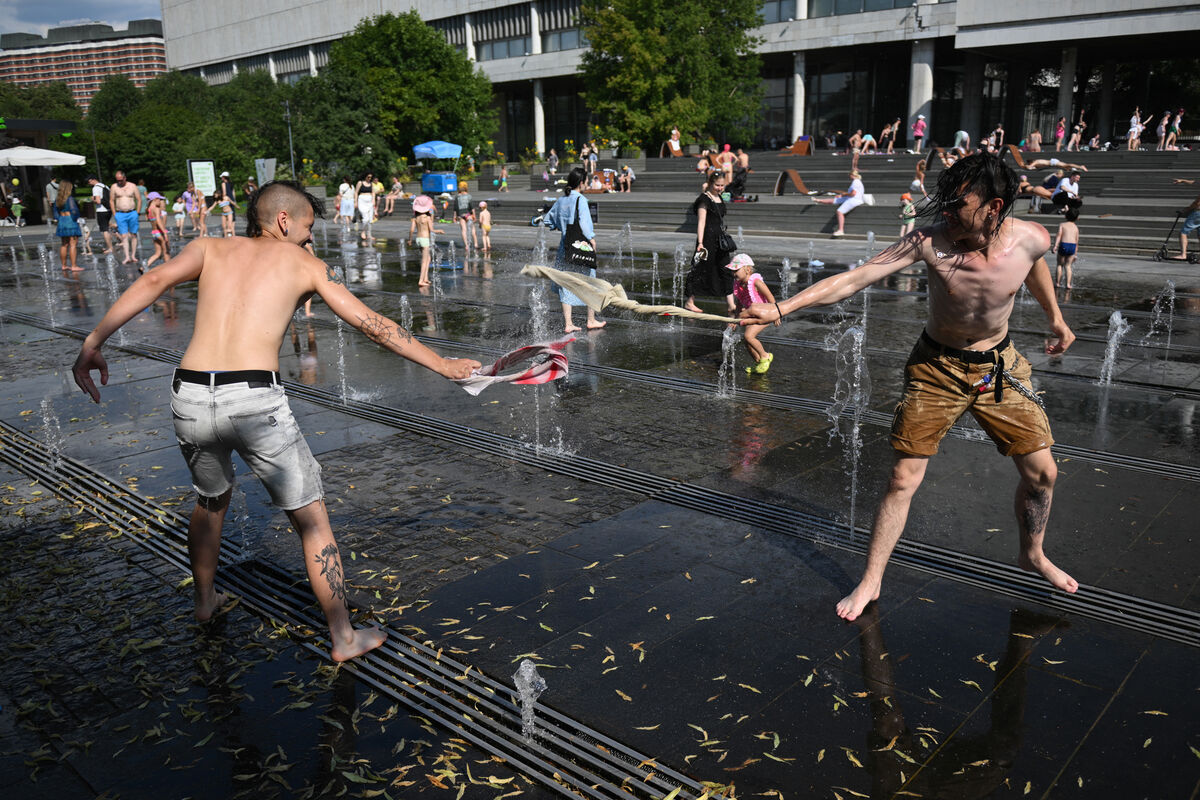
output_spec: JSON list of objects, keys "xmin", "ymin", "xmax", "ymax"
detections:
[
  {"xmin": 73, "ymin": 181, "xmax": 480, "ymax": 661},
  {"xmin": 742, "ymin": 153, "xmax": 1079, "ymax": 621}
]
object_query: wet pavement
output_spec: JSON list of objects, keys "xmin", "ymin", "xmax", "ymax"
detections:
[{"xmin": 1, "ymin": 220, "xmax": 1198, "ymax": 799}]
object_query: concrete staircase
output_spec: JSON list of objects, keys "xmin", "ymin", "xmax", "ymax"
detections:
[{"xmin": 471, "ymin": 148, "xmax": 1200, "ymax": 255}]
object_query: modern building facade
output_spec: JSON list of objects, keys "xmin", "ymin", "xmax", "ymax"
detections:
[
  {"xmin": 161, "ymin": 0, "xmax": 1199, "ymax": 157},
  {"xmin": 0, "ymin": 20, "xmax": 167, "ymax": 113}
]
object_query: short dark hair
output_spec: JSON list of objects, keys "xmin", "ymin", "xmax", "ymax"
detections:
[
  {"xmin": 919, "ymin": 152, "xmax": 1018, "ymax": 224},
  {"xmin": 1064, "ymin": 207, "xmax": 1080, "ymax": 222},
  {"xmin": 245, "ymin": 180, "xmax": 325, "ymax": 238}
]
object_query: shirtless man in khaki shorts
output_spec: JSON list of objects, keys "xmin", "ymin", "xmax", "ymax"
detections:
[
  {"xmin": 74, "ymin": 181, "xmax": 480, "ymax": 661},
  {"xmin": 742, "ymin": 153, "xmax": 1079, "ymax": 621}
]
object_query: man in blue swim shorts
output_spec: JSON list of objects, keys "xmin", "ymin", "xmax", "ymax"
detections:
[{"xmin": 110, "ymin": 169, "xmax": 143, "ymax": 265}]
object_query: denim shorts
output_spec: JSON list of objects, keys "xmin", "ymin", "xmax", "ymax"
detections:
[{"xmin": 170, "ymin": 376, "xmax": 323, "ymax": 510}]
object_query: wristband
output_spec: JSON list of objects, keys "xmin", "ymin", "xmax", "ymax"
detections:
[{"xmin": 775, "ymin": 303, "xmax": 784, "ymax": 322}]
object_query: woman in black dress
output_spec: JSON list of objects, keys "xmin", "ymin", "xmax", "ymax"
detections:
[{"xmin": 684, "ymin": 170, "xmax": 735, "ymax": 313}]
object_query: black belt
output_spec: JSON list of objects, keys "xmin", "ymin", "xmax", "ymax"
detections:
[
  {"xmin": 173, "ymin": 368, "xmax": 279, "ymax": 388},
  {"xmin": 920, "ymin": 330, "xmax": 1011, "ymax": 402},
  {"xmin": 920, "ymin": 330, "xmax": 1010, "ymax": 364}
]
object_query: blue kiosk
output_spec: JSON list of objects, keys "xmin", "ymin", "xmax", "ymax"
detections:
[{"xmin": 415, "ymin": 140, "xmax": 463, "ymax": 194}]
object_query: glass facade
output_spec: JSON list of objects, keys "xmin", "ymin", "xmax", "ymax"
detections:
[
  {"xmin": 477, "ymin": 36, "xmax": 530, "ymax": 61},
  {"xmin": 809, "ymin": 0, "xmax": 910, "ymax": 17},
  {"xmin": 761, "ymin": 0, "xmax": 798, "ymax": 24},
  {"xmin": 804, "ymin": 47, "xmax": 908, "ymax": 146},
  {"xmin": 541, "ymin": 28, "xmax": 583, "ymax": 53}
]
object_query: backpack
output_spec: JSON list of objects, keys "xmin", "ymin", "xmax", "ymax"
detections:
[{"xmin": 99, "ymin": 184, "xmax": 111, "ymax": 209}]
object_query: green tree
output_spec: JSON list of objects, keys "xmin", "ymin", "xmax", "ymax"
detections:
[
  {"xmin": 290, "ymin": 70, "xmax": 397, "ymax": 181},
  {"xmin": 578, "ymin": 0, "xmax": 764, "ymax": 149},
  {"xmin": 104, "ymin": 101, "xmax": 208, "ymax": 189},
  {"xmin": 86, "ymin": 74, "xmax": 143, "ymax": 132},
  {"xmin": 0, "ymin": 80, "xmax": 81, "ymax": 120},
  {"xmin": 325, "ymin": 11, "xmax": 497, "ymax": 158}
]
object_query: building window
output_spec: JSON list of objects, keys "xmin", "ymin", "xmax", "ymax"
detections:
[
  {"xmin": 809, "ymin": 0, "xmax": 908, "ymax": 16},
  {"xmin": 761, "ymin": 0, "xmax": 797, "ymax": 23},
  {"xmin": 541, "ymin": 28, "xmax": 584, "ymax": 52},
  {"xmin": 477, "ymin": 36, "xmax": 530, "ymax": 61}
]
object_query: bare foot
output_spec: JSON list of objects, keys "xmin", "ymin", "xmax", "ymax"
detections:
[
  {"xmin": 586, "ymin": 320, "xmax": 607, "ymax": 329},
  {"xmin": 418, "ymin": 280, "xmax": 432, "ymax": 287},
  {"xmin": 331, "ymin": 626, "xmax": 388, "ymax": 662},
  {"xmin": 835, "ymin": 581, "xmax": 880, "ymax": 621},
  {"xmin": 70, "ymin": 266, "xmax": 84, "ymax": 271},
  {"xmin": 683, "ymin": 301, "xmax": 702, "ymax": 313},
  {"xmin": 195, "ymin": 590, "xmax": 231, "ymax": 622},
  {"xmin": 564, "ymin": 324, "xmax": 582, "ymax": 333},
  {"xmin": 1019, "ymin": 551, "xmax": 1079, "ymax": 593}
]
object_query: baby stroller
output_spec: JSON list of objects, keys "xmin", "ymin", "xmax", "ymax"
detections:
[{"xmin": 1151, "ymin": 211, "xmax": 1199, "ymax": 263}]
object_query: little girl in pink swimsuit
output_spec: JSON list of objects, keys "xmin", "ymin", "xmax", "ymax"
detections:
[{"xmin": 728, "ymin": 253, "xmax": 779, "ymax": 374}]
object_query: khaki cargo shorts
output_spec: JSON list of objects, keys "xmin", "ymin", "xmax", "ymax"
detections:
[{"xmin": 889, "ymin": 333, "xmax": 1053, "ymax": 458}]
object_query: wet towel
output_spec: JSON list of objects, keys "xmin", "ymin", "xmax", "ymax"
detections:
[
  {"xmin": 520, "ymin": 264, "xmax": 739, "ymax": 323},
  {"xmin": 453, "ymin": 336, "xmax": 575, "ymax": 396}
]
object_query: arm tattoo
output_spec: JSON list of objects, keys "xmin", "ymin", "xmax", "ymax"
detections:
[
  {"xmin": 325, "ymin": 262, "xmax": 345, "ymax": 285},
  {"xmin": 356, "ymin": 312, "xmax": 401, "ymax": 349},
  {"xmin": 315, "ymin": 543, "xmax": 348, "ymax": 607}
]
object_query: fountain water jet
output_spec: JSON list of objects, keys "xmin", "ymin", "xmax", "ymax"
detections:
[
  {"xmin": 716, "ymin": 327, "xmax": 738, "ymax": 398},
  {"xmin": 512, "ymin": 659, "xmax": 548, "ymax": 742},
  {"xmin": 40, "ymin": 398, "xmax": 65, "ymax": 473},
  {"xmin": 1098, "ymin": 310, "xmax": 1130, "ymax": 385},
  {"xmin": 778, "ymin": 257, "xmax": 792, "ymax": 300}
]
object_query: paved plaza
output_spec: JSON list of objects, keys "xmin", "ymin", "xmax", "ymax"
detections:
[{"xmin": 0, "ymin": 207, "xmax": 1197, "ymax": 798}]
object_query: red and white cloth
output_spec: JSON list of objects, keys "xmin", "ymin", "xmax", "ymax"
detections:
[{"xmin": 452, "ymin": 336, "xmax": 575, "ymax": 396}]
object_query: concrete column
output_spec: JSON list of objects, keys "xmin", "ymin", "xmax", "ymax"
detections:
[
  {"xmin": 230, "ymin": 60, "xmax": 238, "ymax": 76},
  {"xmin": 1097, "ymin": 60, "xmax": 1114, "ymax": 143},
  {"xmin": 960, "ymin": 52, "xmax": 985, "ymax": 140},
  {"xmin": 1057, "ymin": 46, "xmax": 1077, "ymax": 123},
  {"xmin": 794, "ymin": 0, "xmax": 808, "ymax": 19},
  {"xmin": 307, "ymin": 45, "xmax": 317, "ymax": 77},
  {"xmin": 530, "ymin": 3, "xmax": 542, "ymax": 55},
  {"xmin": 908, "ymin": 39, "xmax": 935, "ymax": 142},
  {"xmin": 267, "ymin": 52, "xmax": 277, "ymax": 81},
  {"xmin": 464, "ymin": 14, "xmax": 475, "ymax": 62},
  {"xmin": 1004, "ymin": 60, "xmax": 1029, "ymax": 142},
  {"xmin": 533, "ymin": 78, "xmax": 546, "ymax": 154},
  {"xmin": 791, "ymin": 51, "xmax": 806, "ymax": 143}
]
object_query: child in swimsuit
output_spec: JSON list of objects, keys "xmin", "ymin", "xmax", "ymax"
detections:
[
  {"xmin": 408, "ymin": 195, "xmax": 444, "ymax": 287},
  {"xmin": 1053, "ymin": 207, "xmax": 1080, "ymax": 289},
  {"xmin": 172, "ymin": 195, "xmax": 186, "ymax": 237},
  {"xmin": 144, "ymin": 194, "xmax": 171, "ymax": 271},
  {"xmin": 477, "ymin": 200, "xmax": 492, "ymax": 254},
  {"xmin": 898, "ymin": 192, "xmax": 917, "ymax": 236},
  {"xmin": 206, "ymin": 189, "xmax": 236, "ymax": 238},
  {"xmin": 727, "ymin": 253, "xmax": 779, "ymax": 374}
]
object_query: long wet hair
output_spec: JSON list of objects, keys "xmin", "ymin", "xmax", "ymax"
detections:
[
  {"xmin": 245, "ymin": 180, "xmax": 325, "ymax": 238},
  {"xmin": 917, "ymin": 152, "xmax": 1018, "ymax": 226}
]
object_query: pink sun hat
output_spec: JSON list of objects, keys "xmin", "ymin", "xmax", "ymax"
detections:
[{"xmin": 412, "ymin": 194, "xmax": 433, "ymax": 213}]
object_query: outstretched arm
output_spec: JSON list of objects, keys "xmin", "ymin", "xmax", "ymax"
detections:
[
  {"xmin": 741, "ymin": 232, "xmax": 925, "ymax": 325},
  {"xmin": 73, "ymin": 239, "xmax": 208, "ymax": 401},
  {"xmin": 312, "ymin": 260, "xmax": 480, "ymax": 379},
  {"xmin": 1024, "ymin": 256, "xmax": 1075, "ymax": 354}
]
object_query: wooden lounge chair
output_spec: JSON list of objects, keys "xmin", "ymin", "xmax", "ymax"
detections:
[
  {"xmin": 773, "ymin": 169, "xmax": 812, "ymax": 197},
  {"xmin": 778, "ymin": 136, "xmax": 812, "ymax": 156}
]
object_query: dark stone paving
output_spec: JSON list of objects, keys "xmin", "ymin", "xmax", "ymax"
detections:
[{"xmin": 1, "ymin": 237, "xmax": 1198, "ymax": 798}]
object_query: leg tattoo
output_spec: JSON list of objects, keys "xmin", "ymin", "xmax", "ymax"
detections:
[{"xmin": 315, "ymin": 543, "xmax": 348, "ymax": 607}]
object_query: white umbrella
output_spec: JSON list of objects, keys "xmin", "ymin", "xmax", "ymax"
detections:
[{"xmin": 0, "ymin": 146, "xmax": 86, "ymax": 167}]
